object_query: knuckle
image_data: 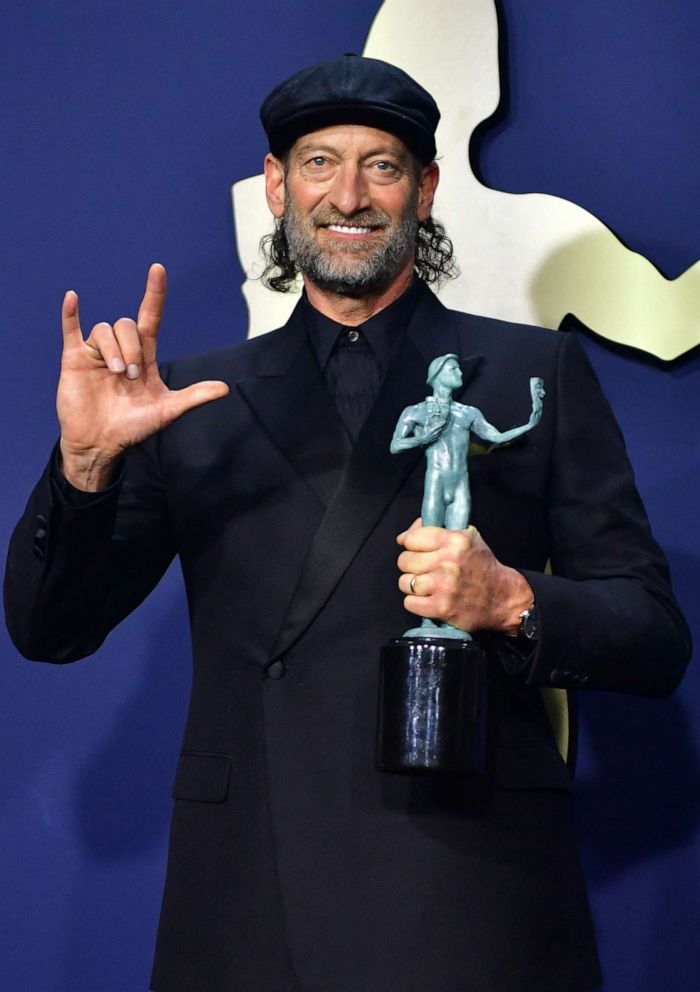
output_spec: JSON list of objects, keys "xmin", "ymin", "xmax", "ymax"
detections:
[
  {"xmin": 87, "ymin": 322, "xmax": 114, "ymax": 350},
  {"xmin": 113, "ymin": 316, "xmax": 137, "ymax": 334},
  {"xmin": 441, "ymin": 559, "xmax": 460, "ymax": 578},
  {"xmin": 113, "ymin": 319, "xmax": 143, "ymax": 364},
  {"xmin": 429, "ymin": 570, "xmax": 445, "ymax": 594}
]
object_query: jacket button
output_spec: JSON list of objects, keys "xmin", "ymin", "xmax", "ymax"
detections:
[
  {"xmin": 266, "ymin": 660, "xmax": 286, "ymax": 680},
  {"xmin": 34, "ymin": 515, "xmax": 48, "ymax": 559}
]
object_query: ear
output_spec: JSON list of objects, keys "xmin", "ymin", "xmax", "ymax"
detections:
[
  {"xmin": 264, "ymin": 153, "xmax": 286, "ymax": 218},
  {"xmin": 416, "ymin": 162, "xmax": 439, "ymax": 222}
]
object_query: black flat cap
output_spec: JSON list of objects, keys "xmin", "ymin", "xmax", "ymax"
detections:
[{"xmin": 260, "ymin": 54, "xmax": 440, "ymax": 163}]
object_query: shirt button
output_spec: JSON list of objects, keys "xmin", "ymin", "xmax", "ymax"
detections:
[{"xmin": 347, "ymin": 329, "xmax": 360, "ymax": 343}]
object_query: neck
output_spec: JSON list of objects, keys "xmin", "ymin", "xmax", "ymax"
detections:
[
  {"xmin": 433, "ymin": 385, "xmax": 453, "ymax": 401},
  {"xmin": 302, "ymin": 261, "xmax": 415, "ymax": 326}
]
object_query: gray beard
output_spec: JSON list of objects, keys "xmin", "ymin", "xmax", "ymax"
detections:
[{"xmin": 283, "ymin": 205, "xmax": 419, "ymax": 297}]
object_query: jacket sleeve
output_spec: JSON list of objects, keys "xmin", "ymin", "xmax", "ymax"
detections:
[
  {"xmin": 517, "ymin": 331, "xmax": 690, "ymax": 697},
  {"xmin": 3, "ymin": 436, "xmax": 176, "ymax": 663}
]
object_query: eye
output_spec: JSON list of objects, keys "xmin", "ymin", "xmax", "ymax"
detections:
[
  {"xmin": 300, "ymin": 155, "xmax": 335, "ymax": 178},
  {"xmin": 367, "ymin": 159, "xmax": 403, "ymax": 183}
]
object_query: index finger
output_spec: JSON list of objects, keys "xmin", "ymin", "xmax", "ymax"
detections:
[
  {"xmin": 396, "ymin": 525, "xmax": 448, "ymax": 551},
  {"xmin": 61, "ymin": 289, "xmax": 83, "ymax": 344},
  {"xmin": 137, "ymin": 262, "xmax": 167, "ymax": 344},
  {"xmin": 395, "ymin": 517, "xmax": 422, "ymax": 543},
  {"xmin": 61, "ymin": 290, "xmax": 83, "ymax": 349}
]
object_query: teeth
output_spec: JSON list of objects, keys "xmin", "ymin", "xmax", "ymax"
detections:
[{"xmin": 327, "ymin": 225, "xmax": 373, "ymax": 235}]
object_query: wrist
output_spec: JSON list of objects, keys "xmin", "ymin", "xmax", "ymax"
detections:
[
  {"xmin": 59, "ymin": 441, "xmax": 121, "ymax": 492},
  {"xmin": 495, "ymin": 568, "xmax": 535, "ymax": 636}
]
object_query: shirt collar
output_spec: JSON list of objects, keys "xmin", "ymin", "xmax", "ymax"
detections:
[{"xmin": 302, "ymin": 279, "xmax": 424, "ymax": 375}]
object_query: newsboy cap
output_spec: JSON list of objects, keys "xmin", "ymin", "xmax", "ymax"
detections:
[
  {"xmin": 426, "ymin": 354, "xmax": 459, "ymax": 386},
  {"xmin": 260, "ymin": 54, "xmax": 440, "ymax": 163}
]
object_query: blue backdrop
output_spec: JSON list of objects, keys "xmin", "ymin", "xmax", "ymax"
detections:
[{"xmin": 1, "ymin": 2, "xmax": 698, "ymax": 990}]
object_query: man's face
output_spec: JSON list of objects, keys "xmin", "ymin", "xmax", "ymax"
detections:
[{"xmin": 264, "ymin": 124, "xmax": 438, "ymax": 296}]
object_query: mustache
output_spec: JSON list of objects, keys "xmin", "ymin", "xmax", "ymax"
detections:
[{"xmin": 310, "ymin": 208, "xmax": 390, "ymax": 229}]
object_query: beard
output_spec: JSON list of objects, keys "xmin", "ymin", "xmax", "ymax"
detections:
[{"xmin": 283, "ymin": 198, "xmax": 419, "ymax": 297}]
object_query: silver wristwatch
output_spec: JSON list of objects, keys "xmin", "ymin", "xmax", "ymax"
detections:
[{"xmin": 518, "ymin": 602, "xmax": 539, "ymax": 641}]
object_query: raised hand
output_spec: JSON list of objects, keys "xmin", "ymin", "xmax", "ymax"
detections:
[
  {"xmin": 528, "ymin": 376, "xmax": 546, "ymax": 426},
  {"xmin": 58, "ymin": 263, "xmax": 229, "ymax": 491}
]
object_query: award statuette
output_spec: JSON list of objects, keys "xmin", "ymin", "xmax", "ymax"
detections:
[{"xmin": 377, "ymin": 356, "xmax": 545, "ymax": 773}]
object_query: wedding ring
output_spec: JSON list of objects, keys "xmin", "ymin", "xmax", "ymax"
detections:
[{"xmin": 410, "ymin": 575, "xmax": 417, "ymax": 594}]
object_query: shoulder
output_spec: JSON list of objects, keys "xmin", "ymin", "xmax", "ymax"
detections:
[
  {"xmin": 159, "ymin": 319, "xmax": 300, "ymax": 389},
  {"xmin": 401, "ymin": 401, "xmax": 428, "ymax": 419},
  {"xmin": 414, "ymin": 283, "xmax": 569, "ymax": 373},
  {"xmin": 452, "ymin": 401, "xmax": 478, "ymax": 418},
  {"xmin": 445, "ymin": 303, "xmax": 563, "ymax": 360}
]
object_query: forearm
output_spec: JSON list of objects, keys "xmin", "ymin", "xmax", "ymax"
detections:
[
  {"xmin": 519, "ymin": 569, "xmax": 690, "ymax": 697},
  {"xmin": 4, "ymin": 442, "xmax": 175, "ymax": 662},
  {"xmin": 4, "ymin": 454, "xmax": 121, "ymax": 660},
  {"xmin": 510, "ymin": 331, "xmax": 691, "ymax": 697},
  {"xmin": 477, "ymin": 419, "xmax": 534, "ymax": 446},
  {"xmin": 390, "ymin": 434, "xmax": 426, "ymax": 453}
]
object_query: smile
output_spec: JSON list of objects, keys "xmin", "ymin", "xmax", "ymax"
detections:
[{"xmin": 325, "ymin": 225, "xmax": 376, "ymax": 235}]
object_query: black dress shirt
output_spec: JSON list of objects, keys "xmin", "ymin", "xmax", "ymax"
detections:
[{"xmin": 303, "ymin": 279, "xmax": 423, "ymax": 442}]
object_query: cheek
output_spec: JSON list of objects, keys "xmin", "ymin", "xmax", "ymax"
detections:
[
  {"xmin": 286, "ymin": 181, "xmax": 327, "ymax": 216},
  {"xmin": 371, "ymin": 185, "xmax": 415, "ymax": 217}
]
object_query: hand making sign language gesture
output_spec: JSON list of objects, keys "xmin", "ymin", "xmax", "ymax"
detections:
[{"xmin": 57, "ymin": 263, "xmax": 229, "ymax": 491}]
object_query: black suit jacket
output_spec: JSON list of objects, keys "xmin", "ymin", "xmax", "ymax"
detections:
[{"xmin": 4, "ymin": 283, "xmax": 690, "ymax": 992}]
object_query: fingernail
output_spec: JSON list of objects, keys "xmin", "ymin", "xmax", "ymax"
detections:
[
  {"xmin": 126, "ymin": 363, "xmax": 140, "ymax": 380},
  {"xmin": 109, "ymin": 357, "xmax": 126, "ymax": 373}
]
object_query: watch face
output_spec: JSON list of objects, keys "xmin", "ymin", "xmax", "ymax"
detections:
[{"xmin": 522, "ymin": 605, "xmax": 539, "ymax": 641}]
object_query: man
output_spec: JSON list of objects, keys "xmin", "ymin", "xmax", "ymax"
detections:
[{"xmin": 4, "ymin": 54, "xmax": 690, "ymax": 992}]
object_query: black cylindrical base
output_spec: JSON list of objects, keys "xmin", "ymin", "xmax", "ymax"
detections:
[{"xmin": 376, "ymin": 637, "xmax": 487, "ymax": 773}]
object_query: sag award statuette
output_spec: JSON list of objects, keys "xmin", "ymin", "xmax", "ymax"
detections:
[{"xmin": 376, "ymin": 355, "xmax": 545, "ymax": 773}]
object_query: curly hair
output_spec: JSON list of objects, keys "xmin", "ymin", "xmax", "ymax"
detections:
[{"xmin": 259, "ymin": 214, "xmax": 459, "ymax": 293}]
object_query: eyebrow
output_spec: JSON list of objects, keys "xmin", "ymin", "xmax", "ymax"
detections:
[{"xmin": 293, "ymin": 142, "xmax": 407, "ymax": 162}]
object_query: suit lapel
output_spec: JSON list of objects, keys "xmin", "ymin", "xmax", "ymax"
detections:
[
  {"xmin": 270, "ymin": 284, "xmax": 483, "ymax": 662},
  {"xmin": 236, "ymin": 305, "xmax": 351, "ymax": 507}
]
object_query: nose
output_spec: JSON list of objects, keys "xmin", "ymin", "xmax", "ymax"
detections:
[{"xmin": 327, "ymin": 163, "xmax": 371, "ymax": 216}]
